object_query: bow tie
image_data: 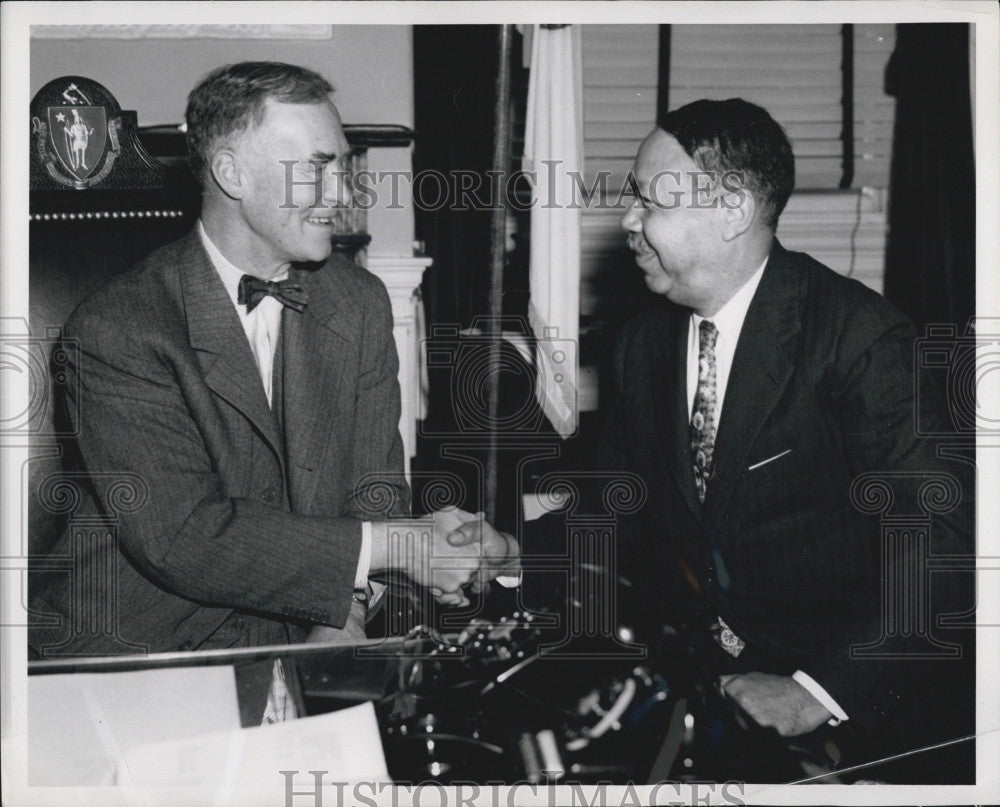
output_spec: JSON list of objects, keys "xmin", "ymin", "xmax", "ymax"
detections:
[{"xmin": 237, "ymin": 274, "xmax": 308, "ymax": 313}]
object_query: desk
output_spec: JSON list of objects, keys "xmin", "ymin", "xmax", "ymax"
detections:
[{"xmin": 28, "ymin": 614, "xmax": 852, "ymax": 788}]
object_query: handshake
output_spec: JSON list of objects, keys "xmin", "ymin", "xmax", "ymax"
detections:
[{"xmin": 373, "ymin": 507, "xmax": 520, "ymax": 607}]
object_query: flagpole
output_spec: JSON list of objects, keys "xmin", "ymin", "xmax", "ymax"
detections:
[{"xmin": 485, "ymin": 24, "xmax": 514, "ymax": 525}]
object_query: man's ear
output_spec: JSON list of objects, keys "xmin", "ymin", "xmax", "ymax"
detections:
[
  {"xmin": 209, "ymin": 149, "xmax": 247, "ymax": 200},
  {"xmin": 720, "ymin": 180, "xmax": 756, "ymax": 242}
]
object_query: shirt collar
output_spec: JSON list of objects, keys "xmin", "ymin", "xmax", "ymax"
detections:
[
  {"xmin": 692, "ymin": 255, "xmax": 768, "ymax": 345},
  {"xmin": 197, "ymin": 220, "xmax": 288, "ymax": 308}
]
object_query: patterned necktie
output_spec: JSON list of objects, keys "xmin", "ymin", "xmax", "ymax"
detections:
[
  {"xmin": 237, "ymin": 274, "xmax": 308, "ymax": 313},
  {"xmin": 690, "ymin": 320, "xmax": 719, "ymax": 503}
]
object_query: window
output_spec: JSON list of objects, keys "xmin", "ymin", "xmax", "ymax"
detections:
[
  {"xmin": 668, "ymin": 24, "xmax": 896, "ymax": 191},
  {"xmin": 579, "ymin": 23, "xmax": 896, "ymax": 299}
]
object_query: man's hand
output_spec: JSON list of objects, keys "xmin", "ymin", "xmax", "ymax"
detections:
[
  {"xmin": 445, "ymin": 514, "xmax": 520, "ymax": 595},
  {"xmin": 719, "ymin": 672, "xmax": 832, "ymax": 737},
  {"xmin": 423, "ymin": 507, "xmax": 485, "ymax": 606},
  {"xmin": 416, "ymin": 507, "xmax": 487, "ymax": 600},
  {"xmin": 374, "ymin": 508, "xmax": 519, "ymax": 607},
  {"xmin": 373, "ymin": 507, "xmax": 482, "ymax": 604}
]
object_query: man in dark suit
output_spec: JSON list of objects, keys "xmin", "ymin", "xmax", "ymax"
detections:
[
  {"xmin": 604, "ymin": 99, "xmax": 974, "ymax": 775},
  {"xmin": 29, "ymin": 62, "xmax": 517, "ymax": 658},
  {"xmin": 454, "ymin": 98, "xmax": 975, "ymax": 779}
]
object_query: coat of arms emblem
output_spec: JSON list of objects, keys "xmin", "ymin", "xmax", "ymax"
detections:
[
  {"xmin": 47, "ymin": 106, "xmax": 108, "ymax": 182},
  {"xmin": 32, "ymin": 80, "xmax": 120, "ymax": 189}
]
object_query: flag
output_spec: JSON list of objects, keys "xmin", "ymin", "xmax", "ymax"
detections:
[{"xmin": 523, "ymin": 24, "xmax": 583, "ymax": 437}]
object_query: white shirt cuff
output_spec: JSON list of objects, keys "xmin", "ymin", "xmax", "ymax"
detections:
[
  {"xmin": 355, "ymin": 522, "xmax": 373, "ymax": 589},
  {"xmin": 792, "ymin": 670, "xmax": 849, "ymax": 725}
]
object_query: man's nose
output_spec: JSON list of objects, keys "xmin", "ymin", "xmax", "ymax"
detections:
[
  {"xmin": 621, "ymin": 201, "xmax": 643, "ymax": 233},
  {"xmin": 321, "ymin": 166, "xmax": 353, "ymax": 208}
]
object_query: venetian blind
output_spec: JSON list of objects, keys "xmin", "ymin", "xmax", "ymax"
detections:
[
  {"xmin": 853, "ymin": 24, "xmax": 897, "ymax": 188},
  {"xmin": 669, "ymin": 24, "xmax": 896, "ymax": 190},
  {"xmin": 670, "ymin": 24, "xmax": 845, "ymax": 188},
  {"xmin": 577, "ymin": 24, "xmax": 896, "ymax": 314},
  {"xmin": 579, "ymin": 24, "xmax": 660, "ymax": 316}
]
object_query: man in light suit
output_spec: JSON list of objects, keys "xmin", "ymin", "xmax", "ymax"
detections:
[
  {"xmin": 29, "ymin": 62, "xmax": 517, "ymax": 658},
  {"xmin": 605, "ymin": 99, "xmax": 974, "ymax": 776}
]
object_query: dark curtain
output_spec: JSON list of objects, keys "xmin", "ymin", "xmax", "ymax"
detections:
[
  {"xmin": 411, "ymin": 27, "xmax": 544, "ymax": 530},
  {"xmin": 413, "ymin": 25, "xmax": 500, "ymax": 328},
  {"xmin": 881, "ymin": 25, "xmax": 976, "ymax": 783},
  {"xmin": 656, "ymin": 24, "xmax": 671, "ymax": 127},
  {"xmin": 413, "ymin": 26, "xmax": 530, "ymax": 328},
  {"xmin": 883, "ymin": 23, "xmax": 975, "ymax": 332}
]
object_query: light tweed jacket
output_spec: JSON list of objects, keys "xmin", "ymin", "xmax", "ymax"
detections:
[{"xmin": 30, "ymin": 229, "xmax": 408, "ymax": 656}]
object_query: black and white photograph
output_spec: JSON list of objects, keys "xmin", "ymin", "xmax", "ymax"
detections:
[{"xmin": 1, "ymin": 2, "xmax": 998, "ymax": 805}]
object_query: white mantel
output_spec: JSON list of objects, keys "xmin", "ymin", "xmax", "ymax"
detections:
[{"xmin": 366, "ymin": 254, "xmax": 432, "ymax": 479}]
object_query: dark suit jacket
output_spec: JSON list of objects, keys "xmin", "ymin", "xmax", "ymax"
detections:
[
  {"xmin": 596, "ymin": 242, "xmax": 973, "ymax": 748},
  {"xmin": 29, "ymin": 229, "xmax": 408, "ymax": 656}
]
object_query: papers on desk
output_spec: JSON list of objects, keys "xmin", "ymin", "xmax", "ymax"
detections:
[
  {"xmin": 29, "ymin": 665, "xmax": 389, "ymax": 788},
  {"xmin": 29, "ymin": 665, "xmax": 242, "ymax": 785},
  {"xmin": 116, "ymin": 701, "xmax": 388, "ymax": 787}
]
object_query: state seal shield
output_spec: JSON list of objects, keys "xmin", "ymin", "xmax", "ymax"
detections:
[{"xmin": 47, "ymin": 106, "xmax": 107, "ymax": 182}]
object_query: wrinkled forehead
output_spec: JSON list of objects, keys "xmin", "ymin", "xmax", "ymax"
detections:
[
  {"xmin": 243, "ymin": 97, "xmax": 349, "ymax": 150},
  {"xmin": 632, "ymin": 129, "xmax": 700, "ymax": 190},
  {"xmin": 256, "ymin": 96, "xmax": 342, "ymax": 129}
]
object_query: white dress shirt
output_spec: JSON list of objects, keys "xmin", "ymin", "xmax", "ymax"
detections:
[
  {"xmin": 197, "ymin": 222, "xmax": 373, "ymax": 590},
  {"xmin": 684, "ymin": 255, "xmax": 848, "ymax": 724},
  {"xmin": 198, "ymin": 222, "xmax": 285, "ymax": 406},
  {"xmin": 685, "ymin": 259, "xmax": 766, "ymax": 425}
]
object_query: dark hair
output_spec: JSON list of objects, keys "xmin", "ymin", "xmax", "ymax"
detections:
[
  {"xmin": 185, "ymin": 61, "xmax": 334, "ymax": 184},
  {"xmin": 659, "ymin": 98, "xmax": 794, "ymax": 229}
]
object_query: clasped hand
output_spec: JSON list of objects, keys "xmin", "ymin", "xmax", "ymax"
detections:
[{"xmin": 419, "ymin": 507, "xmax": 519, "ymax": 607}]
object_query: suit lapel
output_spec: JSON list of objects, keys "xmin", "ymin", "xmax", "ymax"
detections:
[
  {"xmin": 180, "ymin": 231, "xmax": 284, "ymax": 462},
  {"xmin": 281, "ymin": 265, "xmax": 352, "ymax": 511},
  {"xmin": 649, "ymin": 304, "xmax": 703, "ymax": 522},
  {"xmin": 703, "ymin": 243, "xmax": 801, "ymax": 530}
]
